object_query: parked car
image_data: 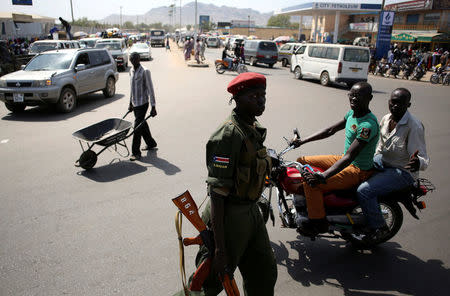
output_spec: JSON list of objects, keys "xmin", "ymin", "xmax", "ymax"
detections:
[
  {"xmin": 79, "ymin": 37, "xmax": 101, "ymax": 48},
  {"xmin": 28, "ymin": 40, "xmax": 81, "ymax": 56},
  {"xmin": 129, "ymin": 42, "xmax": 152, "ymax": 60},
  {"xmin": 278, "ymin": 42, "xmax": 303, "ymax": 67},
  {"xmin": 206, "ymin": 37, "xmax": 220, "ymax": 48},
  {"xmin": 95, "ymin": 38, "xmax": 128, "ymax": 71},
  {"xmin": 290, "ymin": 43, "xmax": 370, "ymax": 88},
  {"xmin": 0, "ymin": 48, "xmax": 118, "ymax": 113},
  {"xmin": 243, "ymin": 40, "xmax": 278, "ymax": 68}
]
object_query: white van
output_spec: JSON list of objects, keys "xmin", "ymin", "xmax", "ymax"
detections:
[
  {"xmin": 206, "ymin": 37, "xmax": 220, "ymax": 48},
  {"xmin": 290, "ymin": 44, "xmax": 370, "ymax": 88}
]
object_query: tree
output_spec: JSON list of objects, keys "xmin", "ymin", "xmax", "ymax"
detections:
[
  {"xmin": 123, "ymin": 21, "xmax": 135, "ymax": 29},
  {"xmin": 267, "ymin": 15, "xmax": 292, "ymax": 28}
]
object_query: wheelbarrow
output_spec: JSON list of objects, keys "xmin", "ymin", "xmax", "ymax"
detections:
[{"xmin": 72, "ymin": 111, "xmax": 150, "ymax": 170}]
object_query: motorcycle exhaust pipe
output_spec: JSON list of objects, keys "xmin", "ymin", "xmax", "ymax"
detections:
[{"xmin": 327, "ymin": 214, "xmax": 367, "ymax": 225}]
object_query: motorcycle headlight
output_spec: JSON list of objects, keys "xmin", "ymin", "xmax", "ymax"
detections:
[{"xmin": 0, "ymin": 80, "xmax": 6, "ymax": 88}]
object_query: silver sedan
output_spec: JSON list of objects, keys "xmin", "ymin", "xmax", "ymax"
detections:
[{"xmin": 129, "ymin": 42, "xmax": 152, "ymax": 61}]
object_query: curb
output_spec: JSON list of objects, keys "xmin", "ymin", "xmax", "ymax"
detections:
[{"xmin": 187, "ymin": 61, "xmax": 210, "ymax": 68}]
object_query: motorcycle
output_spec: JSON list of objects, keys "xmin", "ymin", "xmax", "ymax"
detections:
[
  {"xmin": 215, "ymin": 57, "xmax": 248, "ymax": 74},
  {"xmin": 443, "ymin": 72, "xmax": 450, "ymax": 86},
  {"xmin": 385, "ymin": 59, "xmax": 401, "ymax": 78},
  {"xmin": 410, "ymin": 62, "xmax": 426, "ymax": 81},
  {"xmin": 400, "ymin": 63, "xmax": 413, "ymax": 80},
  {"xmin": 374, "ymin": 61, "xmax": 389, "ymax": 76},
  {"xmin": 259, "ymin": 129, "xmax": 435, "ymax": 248},
  {"xmin": 430, "ymin": 64, "xmax": 447, "ymax": 85}
]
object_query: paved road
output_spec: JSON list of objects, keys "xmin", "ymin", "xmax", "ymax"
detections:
[{"xmin": 1, "ymin": 44, "xmax": 449, "ymax": 296}]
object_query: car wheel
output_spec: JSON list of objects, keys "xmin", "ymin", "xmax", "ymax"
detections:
[
  {"xmin": 282, "ymin": 59, "xmax": 288, "ymax": 67},
  {"xmin": 294, "ymin": 66, "xmax": 302, "ymax": 80},
  {"xmin": 320, "ymin": 71, "xmax": 330, "ymax": 86},
  {"xmin": 58, "ymin": 87, "xmax": 76, "ymax": 113},
  {"xmin": 102, "ymin": 77, "xmax": 116, "ymax": 98},
  {"xmin": 268, "ymin": 63, "xmax": 274, "ymax": 68},
  {"xmin": 5, "ymin": 102, "xmax": 26, "ymax": 113},
  {"xmin": 346, "ymin": 82, "xmax": 355, "ymax": 89}
]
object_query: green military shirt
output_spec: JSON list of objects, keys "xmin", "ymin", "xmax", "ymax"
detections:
[{"xmin": 206, "ymin": 110, "xmax": 267, "ymax": 198}]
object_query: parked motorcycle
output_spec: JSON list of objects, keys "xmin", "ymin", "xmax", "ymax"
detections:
[
  {"xmin": 259, "ymin": 129, "xmax": 435, "ymax": 248},
  {"xmin": 410, "ymin": 63, "xmax": 426, "ymax": 81},
  {"xmin": 430, "ymin": 64, "xmax": 447, "ymax": 84},
  {"xmin": 215, "ymin": 57, "xmax": 248, "ymax": 74},
  {"xmin": 385, "ymin": 59, "xmax": 401, "ymax": 78},
  {"xmin": 400, "ymin": 63, "xmax": 413, "ymax": 80},
  {"xmin": 374, "ymin": 61, "xmax": 389, "ymax": 76},
  {"xmin": 443, "ymin": 72, "xmax": 450, "ymax": 86}
]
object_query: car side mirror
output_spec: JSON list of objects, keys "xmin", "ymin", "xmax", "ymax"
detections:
[
  {"xmin": 20, "ymin": 65, "xmax": 26, "ymax": 70},
  {"xmin": 75, "ymin": 64, "xmax": 86, "ymax": 72}
]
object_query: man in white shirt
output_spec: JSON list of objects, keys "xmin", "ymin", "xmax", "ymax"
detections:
[
  {"xmin": 357, "ymin": 88, "xmax": 429, "ymax": 237},
  {"xmin": 129, "ymin": 52, "xmax": 157, "ymax": 161}
]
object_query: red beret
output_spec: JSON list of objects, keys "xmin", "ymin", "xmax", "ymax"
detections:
[{"xmin": 227, "ymin": 72, "xmax": 266, "ymax": 96}]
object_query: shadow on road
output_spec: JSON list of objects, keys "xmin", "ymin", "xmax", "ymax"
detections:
[
  {"xmin": 271, "ymin": 237, "xmax": 449, "ymax": 296},
  {"xmin": 140, "ymin": 149, "xmax": 181, "ymax": 176},
  {"xmin": 1, "ymin": 93, "xmax": 125, "ymax": 122},
  {"xmin": 77, "ymin": 159, "xmax": 147, "ymax": 182}
]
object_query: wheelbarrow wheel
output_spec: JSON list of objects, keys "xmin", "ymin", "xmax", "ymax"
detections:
[{"xmin": 79, "ymin": 150, "xmax": 97, "ymax": 170}]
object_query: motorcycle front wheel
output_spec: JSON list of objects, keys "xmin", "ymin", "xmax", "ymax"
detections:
[
  {"xmin": 345, "ymin": 200, "xmax": 403, "ymax": 248},
  {"xmin": 215, "ymin": 63, "xmax": 226, "ymax": 74},
  {"xmin": 237, "ymin": 64, "xmax": 248, "ymax": 74}
]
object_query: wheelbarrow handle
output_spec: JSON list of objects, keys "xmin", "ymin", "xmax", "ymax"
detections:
[{"xmin": 122, "ymin": 110, "xmax": 132, "ymax": 119}]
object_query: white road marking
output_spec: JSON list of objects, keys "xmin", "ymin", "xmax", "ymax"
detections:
[{"xmin": 1, "ymin": 139, "xmax": 9, "ymax": 144}]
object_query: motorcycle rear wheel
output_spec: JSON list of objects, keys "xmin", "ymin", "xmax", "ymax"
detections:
[
  {"xmin": 345, "ymin": 200, "xmax": 403, "ymax": 248},
  {"xmin": 430, "ymin": 74, "xmax": 440, "ymax": 84},
  {"xmin": 215, "ymin": 63, "xmax": 226, "ymax": 74}
]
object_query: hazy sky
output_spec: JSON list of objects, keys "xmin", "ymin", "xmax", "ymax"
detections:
[{"xmin": 2, "ymin": 0, "xmax": 404, "ymax": 20}]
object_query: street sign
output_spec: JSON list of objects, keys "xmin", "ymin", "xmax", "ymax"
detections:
[
  {"xmin": 12, "ymin": 0, "xmax": 33, "ymax": 5},
  {"xmin": 375, "ymin": 11, "xmax": 395, "ymax": 60}
]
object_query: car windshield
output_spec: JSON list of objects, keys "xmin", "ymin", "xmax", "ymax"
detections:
[
  {"xmin": 95, "ymin": 43, "xmax": 121, "ymax": 50},
  {"xmin": 29, "ymin": 43, "xmax": 58, "ymax": 54},
  {"xmin": 151, "ymin": 30, "xmax": 164, "ymax": 36},
  {"xmin": 132, "ymin": 43, "xmax": 148, "ymax": 49},
  {"xmin": 259, "ymin": 42, "xmax": 277, "ymax": 50},
  {"xmin": 81, "ymin": 40, "xmax": 97, "ymax": 48},
  {"xmin": 344, "ymin": 48, "xmax": 370, "ymax": 62},
  {"xmin": 25, "ymin": 53, "xmax": 73, "ymax": 71}
]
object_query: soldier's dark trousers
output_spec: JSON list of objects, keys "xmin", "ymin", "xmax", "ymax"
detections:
[
  {"xmin": 174, "ymin": 200, "xmax": 277, "ymax": 296},
  {"xmin": 132, "ymin": 103, "xmax": 156, "ymax": 156}
]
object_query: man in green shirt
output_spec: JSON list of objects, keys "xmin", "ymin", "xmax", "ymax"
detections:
[{"xmin": 293, "ymin": 82, "xmax": 379, "ymax": 236}]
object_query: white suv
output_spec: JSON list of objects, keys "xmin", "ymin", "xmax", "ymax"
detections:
[{"xmin": 0, "ymin": 48, "xmax": 119, "ymax": 113}]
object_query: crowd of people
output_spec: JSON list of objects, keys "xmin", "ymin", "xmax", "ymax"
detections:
[{"xmin": 383, "ymin": 44, "xmax": 450, "ymax": 70}]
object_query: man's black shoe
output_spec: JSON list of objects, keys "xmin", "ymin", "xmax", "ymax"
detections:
[
  {"xmin": 363, "ymin": 225, "xmax": 390, "ymax": 242},
  {"xmin": 298, "ymin": 218, "xmax": 329, "ymax": 237},
  {"xmin": 130, "ymin": 154, "xmax": 141, "ymax": 161},
  {"xmin": 141, "ymin": 145, "xmax": 157, "ymax": 151}
]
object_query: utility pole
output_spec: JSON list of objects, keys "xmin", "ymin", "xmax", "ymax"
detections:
[
  {"xmin": 248, "ymin": 15, "xmax": 250, "ymax": 36},
  {"xmin": 180, "ymin": 0, "xmax": 182, "ymax": 29},
  {"xmin": 120, "ymin": 6, "xmax": 122, "ymax": 29},
  {"xmin": 194, "ymin": 0, "xmax": 198, "ymax": 38},
  {"xmin": 70, "ymin": 0, "xmax": 74, "ymax": 22}
]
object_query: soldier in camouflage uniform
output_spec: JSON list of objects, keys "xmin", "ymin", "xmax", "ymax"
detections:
[{"xmin": 175, "ymin": 72, "xmax": 277, "ymax": 296}]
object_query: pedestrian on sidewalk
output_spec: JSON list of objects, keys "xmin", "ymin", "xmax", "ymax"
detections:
[
  {"xmin": 166, "ymin": 38, "xmax": 171, "ymax": 51},
  {"xmin": 195, "ymin": 38, "xmax": 201, "ymax": 64},
  {"xmin": 200, "ymin": 37, "xmax": 206, "ymax": 61},
  {"xmin": 184, "ymin": 37, "xmax": 191, "ymax": 60},
  {"xmin": 128, "ymin": 52, "xmax": 158, "ymax": 161}
]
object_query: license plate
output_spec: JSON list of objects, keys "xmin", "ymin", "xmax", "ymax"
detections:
[
  {"xmin": 13, "ymin": 93, "xmax": 24, "ymax": 103},
  {"xmin": 352, "ymin": 69, "xmax": 359, "ymax": 72},
  {"xmin": 266, "ymin": 55, "xmax": 270, "ymax": 58}
]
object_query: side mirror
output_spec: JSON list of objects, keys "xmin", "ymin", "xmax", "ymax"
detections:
[
  {"xmin": 20, "ymin": 65, "xmax": 26, "ymax": 70},
  {"xmin": 75, "ymin": 64, "xmax": 86, "ymax": 72}
]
